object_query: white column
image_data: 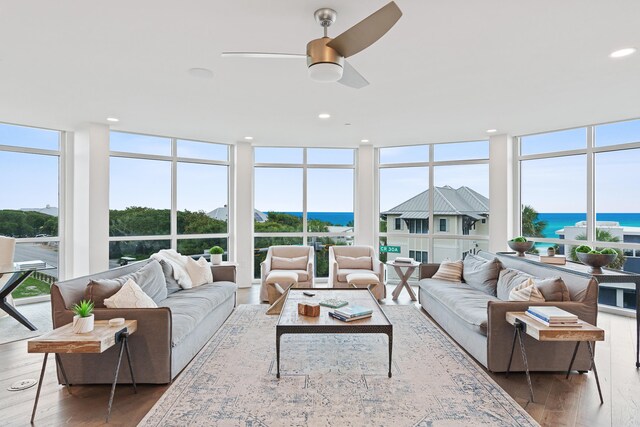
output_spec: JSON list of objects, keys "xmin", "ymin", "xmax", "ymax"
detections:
[
  {"xmin": 355, "ymin": 145, "xmax": 376, "ymax": 248},
  {"xmin": 65, "ymin": 123, "xmax": 110, "ymax": 277},
  {"xmin": 233, "ymin": 141, "xmax": 253, "ymax": 288},
  {"xmin": 488, "ymin": 134, "xmax": 515, "ymax": 252}
]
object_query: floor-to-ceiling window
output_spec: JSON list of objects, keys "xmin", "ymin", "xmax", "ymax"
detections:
[
  {"xmin": 0, "ymin": 122, "xmax": 62, "ymax": 300},
  {"xmin": 517, "ymin": 118, "xmax": 640, "ymax": 310},
  {"xmin": 109, "ymin": 131, "xmax": 229, "ymax": 267},
  {"xmin": 253, "ymin": 147, "xmax": 355, "ymax": 279},
  {"xmin": 378, "ymin": 141, "xmax": 489, "ymax": 282}
]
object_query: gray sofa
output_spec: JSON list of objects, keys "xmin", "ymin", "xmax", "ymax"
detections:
[
  {"xmin": 50, "ymin": 259, "xmax": 237, "ymax": 384},
  {"xmin": 419, "ymin": 250, "xmax": 599, "ymax": 372}
]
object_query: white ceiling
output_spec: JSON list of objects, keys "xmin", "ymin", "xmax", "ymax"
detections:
[{"xmin": 0, "ymin": 0, "xmax": 639, "ymax": 147}]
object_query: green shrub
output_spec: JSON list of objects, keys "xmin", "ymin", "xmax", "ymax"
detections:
[
  {"xmin": 209, "ymin": 246, "xmax": 224, "ymax": 255},
  {"xmin": 600, "ymin": 248, "xmax": 617, "ymax": 255},
  {"xmin": 575, "ymin": 245, "xmax": 592, "ymax": 253},
  {"xmin": 512, "ymin": 236, "xmax": 527, "ymax": 243}
]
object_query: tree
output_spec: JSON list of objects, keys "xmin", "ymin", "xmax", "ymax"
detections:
[
  {"xmin": 569, "ymin": 229, "xmax": 626, "ymax": 270},
  {"xmin": 521, "ymin": 205, "xmax": 547, "ymax": 238}
]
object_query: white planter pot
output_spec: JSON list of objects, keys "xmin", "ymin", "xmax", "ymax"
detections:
[
  {"xmin": 73, "ymin": 314, "xmax": 94, "ymax": 334},
  {"xmin": 211, "ymin": 254, "xmax": 223, "ymax": 265}
]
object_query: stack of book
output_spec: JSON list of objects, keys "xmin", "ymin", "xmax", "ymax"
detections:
[
  {"xmin": 393, "ymin": 257, "xmax": 415, "ymax": 264},
  {"xmin": 525, "ymin": 306, "xmax": 581, "ymax": 327},
  {"xmin": 329, "ymin": 305, "xmax": 373, "ymax": 322},
  {"xmin": 537, "ymin": 254, "xmax": 567, "ymax": 265},
  {"xmin": 319, "ymin": 299, "xmax": 348, "ymax": 309}
]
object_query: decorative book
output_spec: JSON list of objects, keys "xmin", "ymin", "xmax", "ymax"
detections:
[
  {"xmin": 334, "ymin": 305, "xmax": 373, "ymax": 318},
  {"xmin": 329, "ymin": 311, "xmax": 372, "ymax": 322},
  {"xmin": 15, "ymin": 260, "xmax": 46, "ymax": 270},
  {"xmin": 319, "ymin": 299, "xmax": 348, "ymax": 309}
]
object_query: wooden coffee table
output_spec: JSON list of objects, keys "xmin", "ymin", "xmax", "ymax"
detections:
[{"xmin": 276, "ymin": 288, "xmax": 393, "ymax": 378}]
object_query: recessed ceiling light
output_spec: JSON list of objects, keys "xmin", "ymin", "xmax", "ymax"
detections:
[
  {"xmin": 344, "ymin": 123, "xmax": 351, "ymax": 126},
  {"xmin": 361, "ymin": 139, "xmax": 370, "ymax": 143},
  {"xmin": 106, "ymin": 117, "xmax": 119, "ymax": 123},
  {"xmin": 318, "ymin": 113, "xmax": 331, "ymax": 119},
  {"xmin": 609, "ymin": 48, "xmax": 636, "ymax": 58},
  {"xmin": 188, "ymin": 67, "xmax": 214, "ymax": 78},
  {"xmin": 486, "ymin": 129, "xmax": 497, "ymax": 133},
  {"xmin": 244, "ymin": 136, "xmax": 253, "ymax": 140}
]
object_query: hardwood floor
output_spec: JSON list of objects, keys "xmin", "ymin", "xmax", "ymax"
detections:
[{"xmin": 0, "ymin": 284, "xmax": 638, "ymax": 426}]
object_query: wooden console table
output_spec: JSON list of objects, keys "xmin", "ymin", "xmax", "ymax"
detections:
[{"xmin": 499, "ymin": 253, "xmax": 640, "ymax": 368}]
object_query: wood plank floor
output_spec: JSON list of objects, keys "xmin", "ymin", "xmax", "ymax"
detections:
[{"xmin": 0, "ymin": 284, "xmax": 638, "ymax": 426}]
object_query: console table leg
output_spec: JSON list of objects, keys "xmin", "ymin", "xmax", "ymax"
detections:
[
  {"xmin": 30, "ymin": 353, "xmax": 48, "ymax": 424},
  {"xmin": 517, "ymin": 328, "xmax": 534, "ymax": 403},
  {"xmin": 106, "ymin": 337, "xmax": 127, "ymax": 422},
  {"xmin": 505, "ymin": 326, "xmax": 518, "ymax": 378},
  {"xmin": 566, "ymin": 342, "xmax": 581, "ymax": 379},
  {"xmin": 388, "ymin": 333, "xmax": 393, "ymax": 378},
  {"xmin": 123, "ymin": 335, "xmax": 137, "ymax": 394},
  {"xmin": 55, "ymin": 354, "xmax": 71, "ymax": 393},
  {"xmin": 587, "ymin": 341, "xmax": 604, "ymax": 405}
]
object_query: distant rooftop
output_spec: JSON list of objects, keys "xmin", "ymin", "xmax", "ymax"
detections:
[
  {"xmin": 21, "ymin": 205, "xmax": 58, "ymax": 217},
  {"xmin": 208, "ymin": 206, "xmax": 267, "ymax": 222},
  {"xmin": 557, "ymin": 221, "xmax": 640, "ymax": 236},
  {"xmin": 381, "ymin": 186, "xmax": 489, "ymax": 220}
]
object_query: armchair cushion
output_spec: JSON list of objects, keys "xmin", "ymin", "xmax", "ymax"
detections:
[
  {"xmin": 271, "ymin": 255, "xmax": 308, "ymax": 270},
  {"xmin": 337, "ymin": 268, "xmax": 378, "ymax": 282},
  {"xmin": 336, "ymin": 255, "xmax": 372, "ymax": 270}
]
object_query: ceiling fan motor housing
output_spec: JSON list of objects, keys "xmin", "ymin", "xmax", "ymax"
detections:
[{"xmin": 306, "ymin": 37, "xmax": 344, "ymax": 82}]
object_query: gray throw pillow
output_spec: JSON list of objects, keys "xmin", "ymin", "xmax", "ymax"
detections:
[
  {"xmin": 496, "ymin": 267, "xmax": 570, "ymax": 301},
  {"xmin": 159, "ymin": 260, "xmax": 181, "ymax": 295},
  {"xmin": 462, "ymin": 254, "xmax": 501, "ymax": 296},
  {"xmin": 84, "ymin": 279, "xmax": 122, "ymax": 308}
]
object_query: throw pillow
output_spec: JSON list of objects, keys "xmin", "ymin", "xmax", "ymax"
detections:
[
  {"xmin": 336, "ymin": 255, "xmax": 372, "ymax": 270},
  {"xmin": 159, "ymin": 259, "xmax": 181, "ymax": 295},
  {"xmin": 496, "ymin": 268, "xmax": 529, "ymax": 300},
  {"xmin": 84, "ymin": 279, "xmax": 122, "ymax": 308},
  {"xmin": 462, "ymin": 254, "xmax": 501, "ymax": 296},
  {"xmin": 508, "ymin": 278, "xmax": 546, "ymax": 302},
  {"xmin": 496, "ymin": 267, "xmax": 569, "ymax": 302},
  {"xmin": 185, "ymin": 257, "xmax": 213, "ymax": 287},
  {"xmin": 432, "ymin": 259, "xmax": 463, "ymax": 282},
  {"xmin": 271, "ymin": 255, "xmax": 308, "ymax": 270},
  {"xmin": 104, "ymin": 278, "xmax": 158, "ymax": 309}
]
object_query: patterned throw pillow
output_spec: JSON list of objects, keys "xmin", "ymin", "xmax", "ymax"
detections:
[
  {"xmin": 185, "ymin": 257, "xmax": 213, "ymax": 287},
  {"xmin": 432, "ymin": 259, "xmax": 463, "ymax": 282},
  {"xmin": 104, "ymin": 278, "xmax": 158, "ymax": 309},
  {"xmin": 508, "ymin": 278, "xmax": 546, "ymax": 302}
]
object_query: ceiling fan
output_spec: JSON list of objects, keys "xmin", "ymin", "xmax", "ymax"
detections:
[{"xmin": 221, "ymin": 2, "xmax": 402, "ymax": 89}]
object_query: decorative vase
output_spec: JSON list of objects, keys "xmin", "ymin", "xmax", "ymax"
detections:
[
  {"xmin": 547, "ymin": 247, "xmax": 555, "ymax": 256},
  {"xmin": 507, "ymin": 240, "xmax": 534, "ymax": 257},
  {"xmin": 576, "ymin": 252, "xmax": 617, "ymax": 274},
  {"xmin": 73, "ymin": 314, "xmax": 94, "ymax": 334},
  {"xmin": 211, "ymin": 254, "xmax": 223, "ymax": 265}
]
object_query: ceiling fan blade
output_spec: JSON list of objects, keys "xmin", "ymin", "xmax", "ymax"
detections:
[
  {"xmin": 338, "ymin": 60, "xmax": 369, "ymax": 89},
  {"xmin": 221, "ymin": 52, "xmax": 306, "ymax": 59},
  {"xmin": 327, "ymin": 1, "xmax": 402, "ymax": 58}
]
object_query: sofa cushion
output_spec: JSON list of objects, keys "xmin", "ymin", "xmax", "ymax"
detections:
[
  {"xmin": 84, "ymin": 259, "xmax": 167, "ymax": 307},
  {"xmin": 104, "ymin": 278, "xmax": 158, "ymax": 309},
  {"xmin": 337, "ymin": 268, "xmax": 376, "ymax": 282},
  {"xmin": 336, "ymin": 256, "xmax": 372, "ymax": 270},
  {"xmin": 497, "ymin": 267, "xmax": 569, "ymax": 302},
  {"xmin": 271, "ymin": 255, "xmax": 308, "ymax": 270},
  {"xmin": 159, "ymin": 259, "xmax": 181, "ymax": 295},
  {"xmin": 462, "ymin": 254, "xmax": 501, "ymax": 296},
  {"xmin": 420, "ymin": 278, "xmax": 499, "ymax": 336},
  {"xmin": 508, "ymin": 278, "xmax": 546, "ymax": 302},
  {"xmin": 432, "ymin": 259, "xmax": 463, "ymax": 282},
  {"xmin": 185, "ymin": 257, "xmax": 213, "ymax": 287},
  {"xmin": 158, "ymin": 282, "xmax": 237, "ymax": 347}
]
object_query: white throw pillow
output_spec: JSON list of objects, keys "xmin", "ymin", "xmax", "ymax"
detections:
[
  {"xmin": 185, "ymin": 257, "xmax": 213, "ymax": 287},
  {"xmin": 104, "ymin": 278, "xmax": 158, "ymax": 309},
  {"xmin": 336, "ymin": 255, "xmax": 372, "ymax": 270},
  {"xmin": 271, "ymin": 255, "xmax": 308, "ymax": 270},
  {"xmin": 432, "ymin": 259, "xmax": 463, "ymax": 282},
  {"xmin": 508, "ymin": 278, "xmax": 546, "ymax": 302}
]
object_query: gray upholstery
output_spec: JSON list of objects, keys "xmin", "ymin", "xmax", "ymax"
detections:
[
  {"xmin": 51, "ymin": 259, "xmax": 237, "ymax": 384},
  {"xmin": 419, "ymin": 251, "xmax": 599, "ymax": 373},
  {"xmin": 159, "ymin": 259, "xmax": 182, "ymax": 295},
  {"xmin": 462, "ymin": 254, "xmax": 501, "ymax": 295},
  {"xmin": 497, "ymin": 267, "xmax": 569, "ymax": 302}
]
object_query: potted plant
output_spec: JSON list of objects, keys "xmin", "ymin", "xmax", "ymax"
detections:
[
  {"xmin": 507, "ymin": 236, "xmax": 534, "ymax": 257},
  {"xmin": 72, "ymin": 300, "xmax": 95, "ymax": 334},
  {"xmin": 209, "ymin": 246, "xmax": 224, "ymax": 265}
]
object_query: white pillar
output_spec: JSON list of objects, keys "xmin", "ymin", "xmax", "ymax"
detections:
[
  {"xmin": 355, "ymin": 145, "xmax": 376, "ymax": 248},
  {"xmin": 65, "ymin": 124, "xmax": 110, "ymax": 277},
  {"xmin": 233, "ymin": 141, "xmax": 253, "ymax": 288},
  {"xmin": 488, "ymin": 134, "xmax": 515, "ymax": 252}
]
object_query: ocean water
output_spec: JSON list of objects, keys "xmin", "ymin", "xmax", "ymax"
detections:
[
  {"xmin": 538, "ymin": 213, "xmax": 640, "ymax": 238},
  {"xmin": 283, "ymin": 212, "xmax": 354, "ymax": 226}
]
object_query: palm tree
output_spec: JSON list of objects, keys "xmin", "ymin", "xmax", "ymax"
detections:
[
  {"xmin": 568, "ymin": 229, "xmax": 626, "ymax": 270},
  {"xmin": 521, "ymin": 205, "xmax": 547, "ymax": 238}
]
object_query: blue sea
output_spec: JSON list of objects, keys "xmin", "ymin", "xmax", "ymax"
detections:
[
  {"xmin": 284, "ymin": 212, "xmax": 354, "ymax": 226},
  {"xmin": 538, "ymin": 213, "xmax": 640, "ymax": 238}
]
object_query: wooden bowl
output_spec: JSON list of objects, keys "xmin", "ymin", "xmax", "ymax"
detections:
[{"xmin": 576, "ymin": 252, "xmax": 617, "ymax": 274}]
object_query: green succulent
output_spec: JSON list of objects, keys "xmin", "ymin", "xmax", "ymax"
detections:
[
  {"xmin": 575, "ymin": 245, "xmax": 592, "ymax": 254},
  {"xmin": 72, "ymin": 300, "xmax": 94, "ymax": 318},
  {"xmin": 512, "ymin": 236, "xmax": 527, "ymax": 243},
  {"xmin": 600, "ymin": 248, "xmax": 617, "ymax": 255},
  {"xmin": 588, "ymin": 250, "xmax": 600, "ymax": 254},
  {"xmin": 209, "ymin": 246, "xmax": 224, "ymax": 255}
]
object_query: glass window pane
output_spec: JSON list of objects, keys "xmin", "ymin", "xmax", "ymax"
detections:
[
  {"xmin": 595, "ymin": 149, "xmax": 639, "ymax": 244},
  {"xmin": 433, "ymin": 239, "xmax": 488, "ymax": 263},
  {"xmin": 109, "ymin": 240, "xmax": 170, "ymax": 269},
  {"xmin": 177, "ymin": 163, "xmax": 228, "ymax": 234},
  {"xmin": 12, "ymin": 242, "xmax": 59, "ymax": 299},
  {"xmin": 110, "ymin": 131, "xmax": 171, "ymax": 156},
  {"xmin": 253, "ymin": 237, "xmax": 304, "ymax": 278},
  {"xmin": 177, "ymin": 140, "xmax": 228, "ymax": 161},
  {"xmin": 520, "ymin": 155, "xmax": 587, "ymax": 238},
  {"xmin": 520, "ymin": 128, "xmax": 586, "ymax": 156},
  {"xmin": 379, "ymin": 167, "xmax": 429, "ymax": 233},
  {"xmin": 0, "ymin": 123, "xmax": 59, "ymax": 150},
  {"xmin": 178, "ymin": 238, "xmax": 228, "ymax": 259},
  {"xmin": 254, "ymin": 168, "xmax": 303, "ymax": 232},
  {"xmin": 595, "ymin": 119, "xmax": 640, "ymax": 147},
  {"xmin": 379, "ymin": 145, "xmax": 429, "ymax": 164},
  {"xmin": 308, "ymin": 237, "xmax": 351, "ymax": 278},
  {"xmin": 434, "ymin": 141, "xmax": 489, "ymax": 161},
  {"xmin": 307, "ymin": 169, "xmax": 353, "ymax": 232},
  {"xmin": 0, "ymin": 152, "xmax": 59, "ymax": 238},
  {"xmin": 254, "ymin": 147, "xmax": 303, "ymax": 164},
  {"xmin": 110, "ymin": 158, "xmax": 171, "ymax": 236},
  {"xmin": 307, "ymin": 148, "xmax": 354, "ymax": 164}
]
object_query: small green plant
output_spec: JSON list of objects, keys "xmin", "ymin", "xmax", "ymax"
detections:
[
  {"xmin": 209, "ymin": 246, "xmax": 224, "ymax": 255},
  {"xmin": 575, "ymin": 245, "xmax": 592, "ymax": 254},
  {"xmin": 512, "ymin": 236, "xmax": 527, "ymax": 243},
  {"xmin": 72, "ymin": 300, "xmax": 94, "ymax": 318},
  {"xmin": 588, "ymin": 250, "xmax": 600, "ymax": 254},
  {"xmin": 600, "ymin": 248, "xmax": 617, "ymax": 255}
]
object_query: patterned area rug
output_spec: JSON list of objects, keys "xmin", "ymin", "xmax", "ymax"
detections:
[{"xmin": 140, "ymin": 305, "xmax": 537, "ymax": 426}]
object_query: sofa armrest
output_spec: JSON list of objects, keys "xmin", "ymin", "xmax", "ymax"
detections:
[
  {"xmin": 211, "ymin": 265, "xmax": 236, "ymax": 283},
  {"xmin": 419, "ymin": 263, "xmax": 440, "ymax": 280}
]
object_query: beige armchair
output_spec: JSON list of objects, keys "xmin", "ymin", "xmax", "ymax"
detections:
[
  {"xmin": 329, "ymin": 245, "xmax": 385, "ymax": 299},
  {"xmin": 260, "ymin": 245, "xmax": 314, "ymax": 302}
]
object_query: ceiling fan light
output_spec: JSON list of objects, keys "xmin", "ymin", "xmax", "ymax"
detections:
[{"xmin": 308, "ymin": 62, "xmax": 343, "ymax": 82}]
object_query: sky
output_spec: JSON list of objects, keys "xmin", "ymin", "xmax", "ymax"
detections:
[{"xmin": 1, "ymin": 122, "xmax": 639, "ymax": 214}]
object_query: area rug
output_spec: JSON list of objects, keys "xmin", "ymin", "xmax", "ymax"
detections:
[
  {"xmin": 0, "ymin": 301, "xmax": 52, "ymax": 344},
  {"xmin": 140, "ymin": 305, "xmax": 537, "ymax": 426}
]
